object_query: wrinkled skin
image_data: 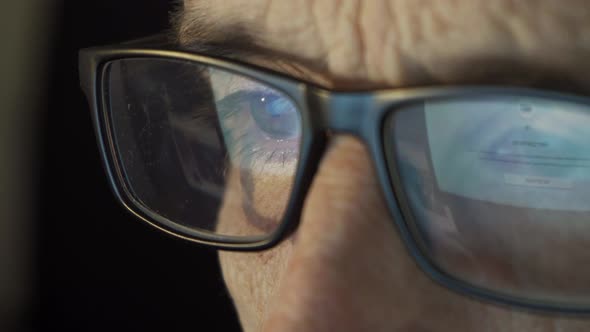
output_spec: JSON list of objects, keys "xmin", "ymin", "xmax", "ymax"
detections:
[{"xmin": 179, "ymin": 1, "xmax": 590, "ymax": 331}]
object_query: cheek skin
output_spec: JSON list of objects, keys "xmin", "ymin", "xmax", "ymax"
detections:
[
  {"xmin": 219, "ymin": 241, "xmax": 292, "ymax": 332},
  {"xmin": 216, "ymin": 162, "xmax": 297, "ymax": 331},
  {"xmin": 217, "ymin": 200, "xmax": 293, "ymax": 332},
  {"xmin": 215, "ymin": 160, "xmax": 296, "ymax": 236},
  {"xmin": 218, "ymin": 136, "xmax": 590, "ymax": 332}
]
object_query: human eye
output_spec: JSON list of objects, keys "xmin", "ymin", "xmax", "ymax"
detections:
[
  {"xmin": 248, "ymin": 92, "xmax": 301, "ymax": 140},
  {"xmin": 216, "ymin": 88, "xmax": 301, "ymax": 172}
]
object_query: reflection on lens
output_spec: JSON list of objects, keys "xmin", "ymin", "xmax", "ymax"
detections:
[
  {"xmin": 385, "ymin": 94, "xmax": 590, "ymax": 307},
  {"xmin": 105, "ymin": 58, "xmax": 301, "ymax": 239}
]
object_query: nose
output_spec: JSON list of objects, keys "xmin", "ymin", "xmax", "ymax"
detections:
[
  {"xmin": 221, "ymin": 135, "xmax": 588, "ymax": 332},
  {"xmin": 260, "ymin": 136, "xmax": 437, "ymax": 331}
]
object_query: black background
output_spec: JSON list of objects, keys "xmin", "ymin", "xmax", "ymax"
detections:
[{"xmin": 35, "ymin": 1, "xmax": 241, "ymax": 331}]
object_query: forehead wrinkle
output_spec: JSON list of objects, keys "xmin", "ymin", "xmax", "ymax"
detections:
[
  {"xmin": 175, "ymin": 1, "xmax": 343, "ymax": 88},
  {"xmin": 177, "ymin": 0, "xmax": 590, "ymax": 94},
  {"xmin": 175, "ymin": 0, "xmax": 434, "ymax": 89}
]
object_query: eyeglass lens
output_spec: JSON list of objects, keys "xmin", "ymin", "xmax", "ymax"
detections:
[
  {"xmin": 386, "ymin": 96, "xmax": 590, "ymax": 306},
  {"xmin": 105, "ymin": 58, "xmax": 302, "ymax": 239}
]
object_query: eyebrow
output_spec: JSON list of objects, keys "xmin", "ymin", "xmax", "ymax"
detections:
[
  {"xmin": 171, "ymin": 6, "xmax": 330, "ymax": 79},
  {"xmin": 173, "ymin": 19, "xmax": 261, "ymax": 59}
]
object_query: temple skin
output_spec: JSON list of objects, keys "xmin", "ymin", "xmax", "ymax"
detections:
[{"xmin": 179, "ymin": 1, "xmax": 590, "ymax": 331}]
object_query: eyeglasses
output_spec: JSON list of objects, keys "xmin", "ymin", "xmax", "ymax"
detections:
[{"xmin": 79, "ymin": 35, "xmax": 590, "ymax": 314}]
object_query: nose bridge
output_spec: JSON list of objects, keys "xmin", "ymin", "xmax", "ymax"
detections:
[{"xmin": 309, "ymin": 89, "xmax": 375, "ymax": 136}]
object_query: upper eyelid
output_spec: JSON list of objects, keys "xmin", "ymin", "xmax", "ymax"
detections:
[{"xmin": 209, "ymin": 67, "xmax": 275, "ymax": 97}]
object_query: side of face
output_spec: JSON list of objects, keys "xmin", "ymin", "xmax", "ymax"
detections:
[{"xmin": 180, "ymin": 1, "xmax": 590, "ymax": 331}]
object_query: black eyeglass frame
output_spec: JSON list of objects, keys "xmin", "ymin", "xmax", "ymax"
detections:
[{"xmin": 79, "ymin": 35, "xmax": 590, "ymax": 314}]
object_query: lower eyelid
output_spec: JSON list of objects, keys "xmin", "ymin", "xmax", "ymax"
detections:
[{"xmin": 229, "ymin": 137, "xmax": 299, "ymax": 172}]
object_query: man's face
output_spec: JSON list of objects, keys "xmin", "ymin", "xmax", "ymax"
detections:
[{"xmin": 178, "ymin": 1, "xmax": 590, "ymax": 331}]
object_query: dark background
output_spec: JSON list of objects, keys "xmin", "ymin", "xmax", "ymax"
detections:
[{"xmin": 35, "ymin": 1, "xmax": 241, "ymax": 331}]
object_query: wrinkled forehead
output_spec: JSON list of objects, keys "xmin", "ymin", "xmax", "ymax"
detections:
[{"xmin": 180, "ymin": 0, "xmax": 590, "ymax": 90}]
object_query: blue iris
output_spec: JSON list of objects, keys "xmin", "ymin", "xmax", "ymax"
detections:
[
  {"xmin": 265, "ymin": 97, "xmax": 292, "ymax": 117},
  {"xmin": 249, "ymin": 92, "xmax": 300, "ymax": 139}
]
